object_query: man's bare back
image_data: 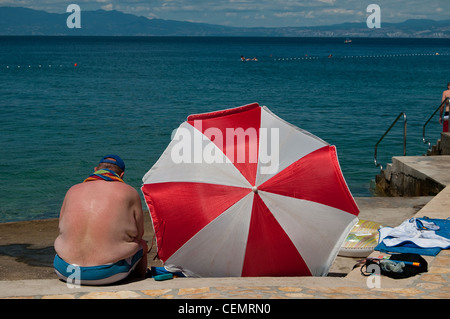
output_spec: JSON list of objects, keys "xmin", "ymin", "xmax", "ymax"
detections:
[
  {"xmin": 54, "ymin": 180, "xmax": 145, "ymax": 266},
  {"xmin": 54, "ymin": 155, "xmax": 148, "ymax": 285}
]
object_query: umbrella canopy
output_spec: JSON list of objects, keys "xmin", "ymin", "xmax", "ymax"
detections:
[{"xmin": 142, "ymin": 103, "xmax": 359, "ymax": 277}]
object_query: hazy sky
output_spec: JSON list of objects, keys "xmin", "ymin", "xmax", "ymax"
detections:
[{"xmin": 0, "ymin": 0, "xmax": 448, "ymax": 27}]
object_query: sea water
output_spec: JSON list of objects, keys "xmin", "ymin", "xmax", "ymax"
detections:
[{"xmin": 1, "ymin": 36, "xmax": 449, "ymax": 223}]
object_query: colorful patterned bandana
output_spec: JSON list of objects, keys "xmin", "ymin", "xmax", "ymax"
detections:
[{"xmin": 84, "ymin": 169, "xmax": 124, "ymax": 183}]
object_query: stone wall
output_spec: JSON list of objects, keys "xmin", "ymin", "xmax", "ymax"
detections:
[
  {"xmin": 375, "ymin": 133, "xmax": 450, "ymax": 197},
  {"xmin": 375, "ymin": 157, "xmax": 446, "ymax": 197},
  {"xmin": 441, "ymin": 132, "xmax": 450, "ymax": 155},
  {"xmin": 427, "ymin": 132, "xmax": 450, "ymax": 155}
]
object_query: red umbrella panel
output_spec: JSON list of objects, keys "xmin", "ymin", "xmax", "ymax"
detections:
[{"xmin": 142, "ymin": 103, "xmax": 359, "ymax": 277}]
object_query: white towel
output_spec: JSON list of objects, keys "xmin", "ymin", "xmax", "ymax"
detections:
[{"xmin": 379, "ymin": 218, "xmax": 450, "ymax": 249}]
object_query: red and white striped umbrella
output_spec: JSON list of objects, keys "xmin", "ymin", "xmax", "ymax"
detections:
[{"xmin": 142, "ymin": 103, "xmax": 359, "ymax": 277}]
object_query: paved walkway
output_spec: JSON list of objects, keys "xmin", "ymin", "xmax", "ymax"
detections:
[
  {"xmin": 1, "ymin": 158, "xmax": 449, "ymax": 301},
  {"xmin": 1, "ymin": 253, "xmax": 449, "ymax": 299},
  {"xmin": 1, "ymin": 248, "xmax": 449, "ymax": 299}
]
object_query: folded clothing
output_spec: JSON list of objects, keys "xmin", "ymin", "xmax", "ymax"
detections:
[{"xmin": 375, "ymin": 217, "xmax": 450, "ymax": 256}]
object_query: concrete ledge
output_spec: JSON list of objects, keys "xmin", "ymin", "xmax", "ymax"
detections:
[
  {"xmin": 376, "ymin": 156, "xmax": 450, "ymax": 196},
  {"xmin": 415, "ymin": 184, "xmax": 450, "ymax": 220},
  {"xmin": 441, "ymin": 132, "xmax": 450, "ymax": 155},
  {"xmin": 0, "ymin": 276, "xmax": 371, "ymax": 299}
]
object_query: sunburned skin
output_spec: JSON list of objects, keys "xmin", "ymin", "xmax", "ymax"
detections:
[
  {"xmin": 440, "ymin": 84, "xmax": 450, "ymax": 125},
  {"xmin": 54, "ymin": 161, "xmax": 148, "ymax": 279}
]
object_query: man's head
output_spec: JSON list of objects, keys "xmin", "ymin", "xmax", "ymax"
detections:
[{"xmin": 95, "ymin": 154, "xmax": 125, "ymax": 177}]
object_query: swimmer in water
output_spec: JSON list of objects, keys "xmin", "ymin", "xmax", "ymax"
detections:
[{"xmin": 439, "ymin": 82, "xmax": 450, "ymax": 132}]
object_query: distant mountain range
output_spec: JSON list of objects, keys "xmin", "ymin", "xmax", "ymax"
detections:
[{"xmin": 1, "ymin": 6, "xmax": 450, "ymax": 37}]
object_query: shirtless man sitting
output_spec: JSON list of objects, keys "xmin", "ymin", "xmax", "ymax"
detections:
[
  {"xmin": 54, "ymin": 154, "xmax": 148, "ymax": 285},
  {"xmin": 439, "ymin": 82, "xmax": 450, "ymax": 132}
]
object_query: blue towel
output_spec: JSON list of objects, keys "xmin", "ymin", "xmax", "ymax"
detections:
[{"xmin": 375, "ymin": 217, "xmax": 450, "ymax": 256}]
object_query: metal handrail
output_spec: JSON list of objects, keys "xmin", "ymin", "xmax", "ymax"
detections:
[
  {"xmin": 422, "ymin": 97, "xmax": 449, "ymax": 150},
  {"xmin": 374, "ymin": 112, "xmax": 407, "ymax": 170}
]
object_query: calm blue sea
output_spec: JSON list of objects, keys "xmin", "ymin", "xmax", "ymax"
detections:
[{"xmin": 1, "ymin": 36, "xmax": 450, "ymax": 223}]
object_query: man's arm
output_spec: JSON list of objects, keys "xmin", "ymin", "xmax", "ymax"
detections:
[
  {"xmin": 132, "ymin": 190, "xmax": 145, "ymax": 241},
  {"xmin": 440, "ymin": 92, "xmax": 446, "ymax": 124}
]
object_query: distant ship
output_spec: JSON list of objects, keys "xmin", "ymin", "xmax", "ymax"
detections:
[{"xmin": 344, "ymin": 39, "xmax": 352, "ymax": 44}]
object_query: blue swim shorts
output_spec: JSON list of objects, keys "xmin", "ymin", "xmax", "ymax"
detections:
[{"xmin": 53, "ymin": 248, "xmax": 143, "ymax": 286}]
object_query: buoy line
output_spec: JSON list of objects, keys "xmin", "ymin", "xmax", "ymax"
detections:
[
  {"xmin": 274, "ymin": 52, "xmax": 449, "ymax": 61},
  {"xmin": 2, "ymin": 63, "xmax": 78, "ymax": 69}
]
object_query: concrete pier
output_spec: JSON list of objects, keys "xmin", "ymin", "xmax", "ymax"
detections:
[
  {"xmin": 1, "ymin": 153, "xmax": 449, "ymax": 300},
  {"xmin": 428, "ymin": 132, "xmax": 450, "ymax": 155},
  {"xmin": 375, "ymin": 132, "xmax": 450, "ymax": 196},
  {"xmin": 441, "ymin": 132, "xmax": 450, "ymax": 155},
  {"xmin": 375, "ymin": 155, "xmax": 450, "ymax": 196}
]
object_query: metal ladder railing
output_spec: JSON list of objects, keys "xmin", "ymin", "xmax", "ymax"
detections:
[
  {"xmin": 374, "ymin": 112, "xmax": 407, "ymax": 170},
  {"xmin": 422, "ymin": 97, "xmax": 449, "ymax": 150}
]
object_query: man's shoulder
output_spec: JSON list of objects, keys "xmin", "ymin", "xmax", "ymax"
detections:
[
  {"xmin": 66, "ymin": 182, "xmax": 85, "ymax": 192},
  {"xmin": 108, "ymin": 181, "xmax": 140, "ymax": 197},
  {"xmin": 121, "ymin": 182, "xmax": 139, "ymax": 193},
  {"xmin": 68, "ymin": 181, "xmax": 136, "ymax": 193},
  {"xmin": 113, "ymin": 182, "xmax": 141, "ymax": 203}
]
